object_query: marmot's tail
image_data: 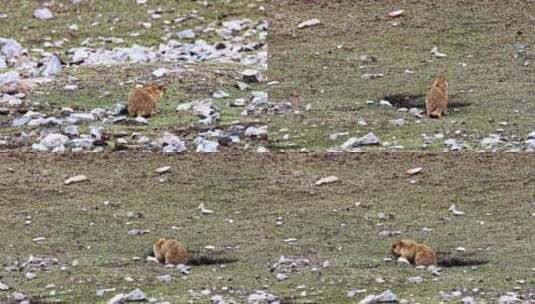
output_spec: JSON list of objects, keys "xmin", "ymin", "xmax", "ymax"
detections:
[
  {"xmin": 188, "ymin": 255, "xmax": 238, "ymax": 266},
  {"xmin": 437, "ymin": 255, "xmax": 488, "ymax": 267}
]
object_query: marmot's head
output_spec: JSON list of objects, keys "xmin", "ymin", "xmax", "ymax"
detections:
[
  {"xmin": 432, "ymin": 75, "xmax": 448, "ymax": 91},
  {"xmin": 154, "ymin": 238, "xmax": 167, "ymax": 249},
  {"xmin": 146, "ymin": 84, "xmax": 167, "ymax": 99},
  {"xmin": 391, "ymin": 239, "xmax": 416, "ymax": 256}
]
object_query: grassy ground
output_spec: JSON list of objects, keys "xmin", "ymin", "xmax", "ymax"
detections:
[
  {"xmin": 1, "ymin": 153, "xmax": 534, "ymax": 303},
  {"xmin": 268, "ymin": 0, "xmax": 535, "ymax": 151}
]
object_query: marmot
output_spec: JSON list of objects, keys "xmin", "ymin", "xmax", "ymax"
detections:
[
  {"xmin": 153, "ymin": 238, "xmax": 189, "ymax": 265},
  {"xmin": 391, "ymin": 239, "xmax": 437, "ymax": 266},
  {"xmin": 127, "ymin": 84, "xmax": 166, "ymax": 117},
  {"xmin": 425, "ymin": 75, "xmax": 448, "ymax": 119}
]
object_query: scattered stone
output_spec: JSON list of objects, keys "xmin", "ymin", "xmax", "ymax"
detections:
[
  {"xmin": 107, "ymin": 293, "xmax": 126, "ymax": 304},
  {"xmin": 0, "ymin": 282, "xmax": 9, "ymax": 291},
  {"xmin": 65, "ymin": 174, "xmax": 88, "ymax": 185},
  {"xmin": 155, "ymin": 166, "xmax": 171, "ymax": 175},
  {"xmin": 499, "ymin": 294, "xmax": 519, "ymax": 304},
  {"xmin": 246, "ymin": 291, "xmax": 278, "ymax": 304},
  {"xmin": 12, "ymin": 292, "xmax": 27, "ymax": 302},
  {"xmin": 359, "ymin": 294, "xmax": 377, "ymax": 304},
  {"xmin": 407, "ymin": 276, "xmax": 423, "ymax": 284},
  {"xmin": 391, "ymin": 118, "xmax": 405, "ymax": 126},
  {"xmin": 461, "ymin": 296, "xmax": 475, "ymax": 304},
  {"xmin": 430, "ymin": 46, "xmax": 447, "ymax": 58},
  {"xmin": 235, "ymin": 81, "xmax": 250, "ymax": 91},
  {"xmin": 406, "ymin": 167, "xmax": 422, "ymax": 176},
  {"xmin": 448, "ymin": 204, "xmax": 465, "ymax": 216},
  {"xmin": 362, "ymin": 73, "xmax": 384, "ymax": 80},
  {"xmin": 480, "ymin": 134, "xmax": 501, "ymax": 148},
  {"xmin": 67, "ymin": 113, "xmax": 96, "ymax": 124},
  {"xmin": 315, "ymin": 175, "xmax": 339, "ymax": 186},
  {"xmin": 151, "ymin": 68, "xmax": 169, "ymax": 78},
  {"xmin": 341, "ymin": 132, "xmax": 380, "ymax": 150},
  {"xmin": 33, "ymin": 8, "xmax": 54, "ymax": 20},
  {"xmin": 297, "ymin": 18, "xmax": 321, "ymax": 29},
  {"xmin": 158, "ymin": 132, "xmax": 186, "ymax": 154},
  {"xmin": 388, "ymin": 10, "xmax": 405, "ymax": 17},
  {"xmin": 156, "ymin": 274, "xmax": 173, "ymax": 283},
  {"xmin": 25, "ymin": 272, "xmax": 37, "ymax": 280},
  {"xmin": 211, "ymin": 295, "xmax": 225, "ymax": 304},
  {"xmin": 177, "ymin": 29, "xmax": 196, "ymax": 39},
  {"xmin": 244, "ymin": 126, "xmax": 267, "ymax": 139},
  {"xmin": 40, "ymin": 133, "xmax": 68, "ymax": 150},
  {"xmin": 444, "ymin": 138, "xmax": 465, "ymax": 151},
  {"xmin": 379, "ymin": 100, "xmax": 392, "ymax": 107},
  {"xmin": 198, "ymin": 203, "xmax": 214, "ymax": 214},
  {"xmin": 110, "ymin": 103, "xmax": 127, "ymax": 116},
  {"xmin": 127, "ymin": 229, "xmax": 150, "ymax": 236},
  {"xmin": 276, "ymin": 273, "xmax": 288, "ymax": 281},
  {"xmin": 241, "ymin": 69, "xmax": 262, "ymax": 83},
  {"xmin": 124, "ymin": 289, "xmax": 146, "ymax": 302},
  {"xmin": 134, "ymin": 116, "xmax": 149, "ymax": 125},
  {"xmin": 196, "ymin": 138, "xmax": 219, "ymax": 153},
  {"xmin": 0, "ymin": 70, "xmax": 20, "ymax": 93},
  {"xmin": 42, "ymin": 55, "xmax": 62, "ymax": 76}
]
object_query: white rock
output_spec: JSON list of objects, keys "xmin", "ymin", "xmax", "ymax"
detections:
[
  {"xmin": 499, "ymin": 294, "xmax": 519, "ymax": 304},
  {"xmin": 297, "ymin": 18, "xmax": 321, "ymax": 29},
  {"xmin": 152, "ymin": 68, "xmax": 169, "ymax": 78},
  {"xmin": 244, "ymin": 126, "xmax": 267, "ymax": 138},
  {"xmin": 251, "ymin": 91, "xmax": 268, "ymax": 105},
  {"xmin": 107, "ymin": 293, "xmax": 125, "ymax": 304},
  {"xmin": 124, "ymin": 289, "xmax": 146, "ymax": 301},
  {"xmin": 25, "ymin": 272, "xmax": 37, "ymax": 280},
  {"xmin": 0, "ymin": 70, "xmax": 20, "ymax": 92},
  {"xmin": 0, "ymin": 38, "xmax": 24, "ymax": 58},
  {"xmin": 156, "ymin": 274, "xmax": 172, "ymax": 283},
  {"xmin": 341, "ymin": 132, "xmax": 380, "ymax": 150},
  {"xmin": 155, "ymin": 166, "xmax": 171, "ymax": 174},
  {"xmin": 198, "ymin": 203, "xmax": 214, "ymax": 214},
  {"xmin": 246, "ymin": 291, "xmax": 277, "ymax": 304},
  {"xmin": 213, "ymin": 90, "xmax": 230, "ymax": 99},
  {"xmin": 40, "ymin": 133, "xmax": 68, "ymax": 150},
  {"xmin": 358, "ymin": 294, "xmax": 376, "ymax": 304},
  {"xmin": 388, "ymin": 10, "xmax": 405, "ymax": 17},
  {"xmin": 42, "ymin": 55, "xmax": 62, "ymax": 76},
  {"xmin": 361, "ymin": 73, "xmax": 384, "ymax": 80},
  {"xmin": 67, "ymin": 113, "xmax": 96, "ymax": 124},
  {"xmin": 448, "ymin": 204, "xmax": 465, "ymax": 216},
  {"xmin": 33, "ymin": 8, "xmax": 54, "ymax": 20},
  {"xmin": 347, "ymin": 289, "xmax": 366, "ymax": 298},
  {"xmin": 430, "ymin": 46, "xmax": 447, "ymax": 58},
  {"xmin": 406, "ymin": 167, "xmax": 422, "ymax": 175},
  {"xmin": 374, "ymin": 290, "xmax": 397, "ymax": 302},
  {"xmin": 480, "ymin": 135, "xmax": 501, "ymax": 147},
  {"xmin": 461, "ymin": 296, "xmax": 475, "ymax": 304},
  {"xmin": 241, "ymin": 69, "xmax": 262, "ymax": 83},
  {"xmin": 315, "ymin": 175, "xmax": 339, "ymax": 186},
  {"xmin": 276, "ymin": 273, "xmax": 288, "ymax": 281},
  {"xmin": 0, "ymin": 282, "xmax": 9, "ymax": 290},
  {"xmin": 196, "ymin": 139, "xmax": 219, "ymax": 153},
  {"xmin": 407, "ymin": 276, "xmax": 423, "ymax": 284},
  {"xmin": 65, "ymin": 174, "xmax": 88, "ymax": 185},
  {"xmin": 379, "ymin": 100, "xmax": 392, "ymax": 107}
]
